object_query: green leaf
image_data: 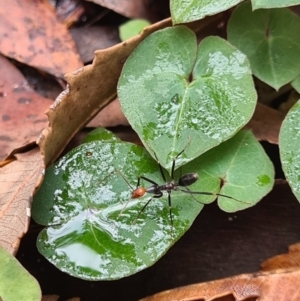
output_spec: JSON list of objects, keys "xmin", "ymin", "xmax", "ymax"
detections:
[
  {"xmin": 32, "ymin": 140, "xmax": 204, "ymax": 280},
  {"xmin": 118, "ymin": 26, "xmax": 256, "ymax": 173},
  {"xmin": 291, "ymin": 75, "xmax": 300, "ymax": 94},
  {"xmin": 227, "ymin": 2, "xmax": 300, "ymax": 90},
  {"xmin": 252, "ymin": 0, "xmax": 300, "ymax": 9},
  {"xmin": 0, "ymin": 246, "xmax": 41, "ymax": 301},
  {"xmin": 195, "ymin": 130, "xmax": 274, "ymax": 212},
  {"xmin": 119, "ymin": 19, "xmax": 150, "ymax": 41},
  {"xmin": 32, "ymin": 130, "xmax": 273, "ymax": 280},
  {"xmin": 170, "ymin": 0, "xmax": 243, "ymax": 24},
  {"xmin": 279, "ymin": 100, "xmax": 300, "ymax": 201},
  {"xmin": 82, "ymin": 127, "xmax": 121, "ymax": 144}
]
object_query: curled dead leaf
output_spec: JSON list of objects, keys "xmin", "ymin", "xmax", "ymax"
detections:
[{"xmin": 140, "ymin": 268, "xmax": 300, "ymax": 301}]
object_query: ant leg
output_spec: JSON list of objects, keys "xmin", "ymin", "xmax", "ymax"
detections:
[
  {"xmin": 143, "ymin": 138, "xmax": 188, "ymax": 184},
  {"xmin": 144, "ymin": 136, "xmax": 191, "ymax": 182},
  {"xmin": 177, "ymin": 186, "xmax": 221, "ymax": 204},
  {"xmin": 132, "ymin": 192, "xmax": 163, "ymax": 224},
  {"xmin": 139, "ymin": 176, "xmax": 159, "ymax": 186},
  {"xmin": 135, "ymin": 176, "xmax": 141, "ymax": 188},
  {"xmin": 158, "ymin": 164, "xmax": 167, "ymax": 182},
  {"xmin": 146, "ymin": 148, "xmax": 167, "ymax": 183},
  {"xmin": 167, "ymin": 192, "xmax": 174, "ymax": 237},
  {"xmin": 131, "ymin": 197, "xmax": 153, "ymax": 224},
  {"xmin": 178, "ymin": 188, "xmax": 251, "ymax": 205},
  {"xmin": 150, "ymin": 147, "xmax": 177, "ymax": 183},
  {"xmin": 143, "ymin": 140, "xmax": 169, "ymax": 183},
  {"xmin": 170, "ymin": 137, "xmax": 191, "ymax": 180}
]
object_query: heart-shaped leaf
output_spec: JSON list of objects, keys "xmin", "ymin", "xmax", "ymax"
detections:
[
  {"xmin": 279, "ymin": 100, "xmax": 300, "ymax": 201},
  {"xmin": 195, "ymin": 130, "xmax": 274, "ymax": 212},
  {"xmin": 291, "ymin": 75, "xmax": 300, "ymax": 94},
  {"xmin": 227, "ymin": 2, "xmax": 300, "ymax": 90},
  {"xmin": 0, "ymin": 246, "xmax": 41, "ymax": 301},
  {"xmin": 170, "ymin": 0, "xmax": 243, "ymax": 24},
  {"xmin": 32, "ymin": 140, "xmax": 204, "ymax": 280},
  {"xmin": 32, "ymin": 130, "xmax": 273, "ymax": 280},
  {"xmin": 82, "ymin": 127, "xmax": 121, "ymax": 144},
  {"xmin": 119, "ymin": 19, "xmax": 150, "ymax": 41},
  {"xmin": 252, "ymin": 0, "xmax": 300, "ymax": 9},
  {"xmin": 118, "ymin": 26, "xmax": 256, "ymax": 173}
]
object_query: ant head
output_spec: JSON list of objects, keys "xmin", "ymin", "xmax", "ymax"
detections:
[{"xmin": 131, "ymin": 187, "xmax": 146, "ymax": 199}]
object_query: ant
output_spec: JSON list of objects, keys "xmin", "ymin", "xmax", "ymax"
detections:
[{"xmin": 119, "ymin": 142, "xmax": 242, "ymax": 232}]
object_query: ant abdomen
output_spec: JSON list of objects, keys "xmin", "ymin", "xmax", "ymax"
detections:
[{"xmin": 178, "ymin": 173, "xmax": 198, "ymax": 187}]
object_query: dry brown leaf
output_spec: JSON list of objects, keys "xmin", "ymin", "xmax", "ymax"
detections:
[
  {"xmin": 42, "ymin": 295, "xmax": 59, "ymax": 301},
  {"xmin": 38, "ymin": 15, "xmax": 222, "ymax": 166},
  {"xmin": 87, "ymin": 98, "xmax": 129, "ymax": 127},
  {"xmin": 261, "ymin": 243, "xmax": 300, "ymax": 271},
  {"xmin": 70, "ymin": 26, "xmax": 120, "ymax": 63},
  {"xmin": 140, "ymin": 268, "xmax": 300, "ymax": 301},
  {"xmin": 0, "ymin": 147, "xmax": 44, "ymax": 254},
  {"xmin": 141, "ymin": 240, "xmax": 300, "ymax": 301},
  {"xmin": 278, "ymin": 89, "xmax": 299, "ymax": 115},
  {"xmin": 0, "ymin": 0, "xmax": 83, "ymax": 78},
  {"xmin": 244, "ymin": 102, "xmax": 285, "ymax": 144},
  {"xmin": 54, "ymin": 0, "xmax": 85, "ymax": 27},
  {"xmin": 0, "ymin": 55, "xmax": 53, "ymax": 161},
  {"xmin": 87, "ymin": 0, "xmax": 167, "ymax": 20}
]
